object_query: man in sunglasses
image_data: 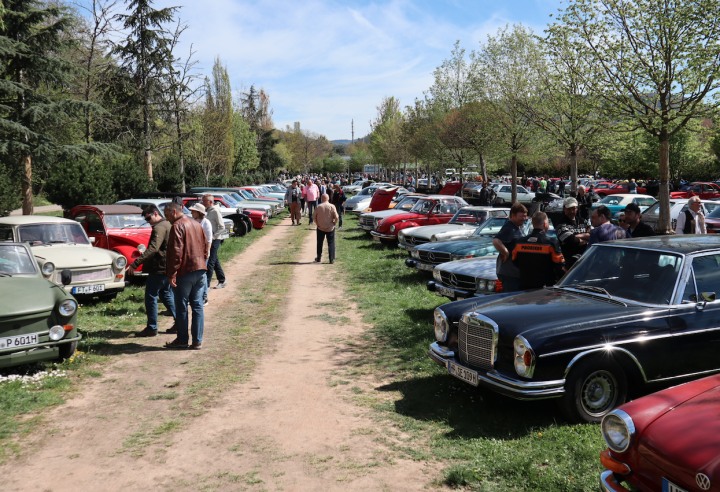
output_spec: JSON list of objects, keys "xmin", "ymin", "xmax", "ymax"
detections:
[{"xmin": 127, "ymin": 204, "xmax": 176, "ymax": 337}]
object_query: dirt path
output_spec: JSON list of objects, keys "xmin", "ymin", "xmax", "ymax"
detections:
[
  {"xmin": 10, "ymin": 204, "xmax": 63, "ymax": 216},
  {"xmin": 3, "ymin": 217, "xmax": 438, "ymax": 491}
]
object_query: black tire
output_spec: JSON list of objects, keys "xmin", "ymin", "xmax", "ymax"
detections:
[
  {"xmin": 559, "ymin": 357, "xmax": 627, "ymax": 423},
  {"xmin": 58, "ymin": 340, "xmax": 78, "ymax": 361},
  {"xmin": 233, "ymin": 219, "xmax": 247, "ymax": 237}
]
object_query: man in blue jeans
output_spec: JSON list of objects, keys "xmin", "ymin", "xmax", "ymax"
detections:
[
  {"xmin": 128, "ymin": 204, "xmax": 176, "ymax": 337},
  {"xmin": 164, "ymin": 202, "xmax": 208, "ymax": 350}
]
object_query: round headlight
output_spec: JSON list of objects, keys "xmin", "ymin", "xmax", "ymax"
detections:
[
  {"xmin": 433, "ymin": 308, "xmax": 449, "ymax": 342},
  {"xmin": 137, "ymin": 244, "xmax": 146, "ymax": 253},
  {"xmin": 476, "ymin": 279, "xmax": 487, "ymax": 291},
  {"xmin": 487, "ymin": 281, "xmax": 496, "ymax": 292},
  {"xmin": 390, "ymin": 225, "xmax": 396, "ymax": 233},
  {"xmin": 433, "ymin": 269, "xmax": 442, "ymax": 282},
  {"xmin": 114, "ymin": 255, "xmax": 127, "ymax": 269},
  {"xmin": 59, "ymin": 299, "xmax": 77, "ymax": 317},
  {"xmin": 431, "ymin": 235, "xmax": 437, "ymax": 242},
  {"xmin": 49, "ymin": 325, "xmax": 65, "ymax": 341},
  {"xmin": 42, "ymin": 262, "xmax": 55, "ymax": 276},
  {"xmin": 602, "ymin": 410, "xmax": 635, "ymax": 453}
]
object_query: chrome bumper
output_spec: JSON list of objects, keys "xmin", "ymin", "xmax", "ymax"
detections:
[
  {"xmin": 428, "ymin": 342, "xmax": 566, "ymax": 400},
  {"xmin": 426, "ymin": 280, "xmax": 479, "ymax": 299},
  {"xmin": 359, "ymin": 224, "xmax": 374, "ymax": 231},
  {"xmin": 369, "ymin": 231, "xmax": 396, "ymax": 240},
  {"xmin": 600, "ymin": 471, "xmax": 631, "ymax": 492}
]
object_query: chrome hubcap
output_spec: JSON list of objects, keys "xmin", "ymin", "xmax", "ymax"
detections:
[{"xmin": 581, "ymin": 370, "xmax": 617, "ymax": 417}]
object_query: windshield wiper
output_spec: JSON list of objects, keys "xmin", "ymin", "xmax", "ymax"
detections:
[
  {"xmin": 0, "ymin": 272, "xmax": 12, "ymax": 277},
  {"xmin": 572, "ymin": 286, "xmax": 613, "ymax": 299},
  {"xmin": 48, "ymin": 240, "xmax": 66, "ymax": 244}
]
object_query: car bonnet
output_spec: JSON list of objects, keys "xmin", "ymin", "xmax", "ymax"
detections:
[
  {"xmin": 31, "ymin": 243, "xmax": 115, "ymax": 268},
  {"xmin": 0, "ymin": 277, "xmax": 57, "ymax": 317},
  {"xmin": 420, "ymin": 237, "xmax": 495, "ymax": 254}
]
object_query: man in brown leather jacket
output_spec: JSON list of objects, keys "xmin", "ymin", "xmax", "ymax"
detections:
[{"xmin": 164, "ymin": 202, "xmax": 207, "ymax": 350}]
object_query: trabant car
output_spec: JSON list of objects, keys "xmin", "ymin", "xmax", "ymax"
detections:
[
  {"xmin": 66, "ymin": 205, "xmax": 151, "ymax": 277},
  {"xmin": 429, "ymin": 236, "xmax": 720, "ymax": 422},
  {"xmin": 599, "ymin": 373, "xmax": 720, "ymax": 492},
  {"xmin": 0, "ymin": 243, "xmax": 80, "ymax": 367},
  {"xmin": 370, "ymin": 196, "xmax": 469, "ymax": 243},
  {"xmin": 397, "ymin": 208, "xmax": 509, "ymax": 251},
  {"xmin": 0, "ymin": 216, "xmax": 126, "ymax": 299}
]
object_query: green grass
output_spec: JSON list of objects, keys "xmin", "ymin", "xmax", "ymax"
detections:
[{"xmin": 333, "ymin": 216, "xmax": 606, "ymax": 491}]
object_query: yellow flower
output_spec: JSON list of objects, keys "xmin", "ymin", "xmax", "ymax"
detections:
[{"xmin": 538, "ymin": 433, "xmax": 542, "ymax": 437}]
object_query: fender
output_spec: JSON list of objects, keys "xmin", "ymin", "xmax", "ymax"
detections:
[
  {"xmin": 563, "ymin": 346, "xmax": 647, "ymax": 382},
  {"xmin": 394, "ymin": 221, "xmax": 420, "ymax": 234},
  {"xmin": 113, "ymin": 248, "xmax": 144, "ymax": 272}
]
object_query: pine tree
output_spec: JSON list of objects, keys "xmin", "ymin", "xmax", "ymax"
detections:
[
  {"xmin": 0, "ymin": 0, "xmax": 110, "ymax": 214},
  {"xmin": 113, "ymin": 0, "xmax": 178, "ymax": 180}
]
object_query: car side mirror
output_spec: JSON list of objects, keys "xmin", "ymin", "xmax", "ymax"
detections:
[
  {"xmin": 697, "ymin": 292, "xmax": 716, "ymax": 310},
  {"xmin": 60, "ymin": 269, "xmax": 72, "ymax": 286},
  {"xmin": 89, "ymin": 237, "xmax": 95, "ymax": 243}
]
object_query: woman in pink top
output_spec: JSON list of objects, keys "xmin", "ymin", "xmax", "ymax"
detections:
[{"xmin": 305, "ymin": 180, "xmax": 320, "ymax": 225}]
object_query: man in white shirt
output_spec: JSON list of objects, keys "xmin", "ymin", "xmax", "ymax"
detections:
[
  {"xmin": 675, "ymin": 197, "xmax": 706, "ymax": 234},
  {"xmin": 190, "ymin": 203, "xmax": 212, "ymax": 306}
]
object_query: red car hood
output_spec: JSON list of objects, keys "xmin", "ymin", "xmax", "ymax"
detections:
[
  {"xmin": 439, "ymin": 182, "xmax": 462, "ymax": 195},
  {"xmin": 368, "ymin": 187, "xmax": 397, "ymax": 212},
  {"xmin": 670, "ymin": 192, "xmax": 690, "ymax": 198},
  {"xmin": 376, "ymin": 211, "xmax": 424, "ymax": 233},
  {"xmin": 109, "ymin": 229, "xmax": 151, "ymax": 246},
  {"xmin": 638, "ymin": 380, "xmax": 720, "ymax": 488}
]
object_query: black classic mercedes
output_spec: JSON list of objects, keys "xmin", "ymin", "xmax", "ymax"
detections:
[{"xmin": 429, "ymin": 236, "xmax": 720, "ymax": 423}]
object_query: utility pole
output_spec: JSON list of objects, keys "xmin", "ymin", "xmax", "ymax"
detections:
[{"xmin": 351, "ymin": 119, "xmax": 354, "ymax": 144}]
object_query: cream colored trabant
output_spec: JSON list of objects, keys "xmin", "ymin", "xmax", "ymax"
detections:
[{"xmin": 0, "ymin": 216, "xmax": 126, "ymax": 299}]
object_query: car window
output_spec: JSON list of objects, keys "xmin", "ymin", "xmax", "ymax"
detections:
[
  {"xmin": 601, "ymin": 196, "xmax": 622, "ymax": 205},
  {"xmin": 18, "ymin": 223, "xmax": 90, "ymax": 245},
  {"xmin": 472, "ymin": 217, "xmax": 509, "ymax": 236},
  {"xmin": 500, "ymin": 186, "xmax": 510, "ymax": 193},
  {"xmin": 693, "ymin": 185, "xmax": 702, "ymax": 193},
  {"xmin": 73, "ymin": 213, "xmax": 87, "ymax": 230},
  {"xmin": 0, "ymin": 244, "xmax": 36, "ymax": 274},
  {"xmin": 436, "ymin": 203, "xmax": 459, "ymax": 215},
  {"xmin": 87, "ymin": 213, "xmax": 104, "ymax": 234},
  {"xmin": 517, "ymin": 186, "xmax": 528, "ymax": 194},
  {"xmin": 692, "ymin": 255, "xmax": 720, "ymax": 300},
  {"xmin": 0, "ymin": 226, "xmax": 14, "ymax": 242},
  {"xmin": 644, "ymin": 202, "xmax": 660, "ymax": 216},
  {"xmin": 104, "ymin": 214, "xmax": 150, "ymax": 229},
  {"xmin": 682, "ymin": 270, "xmax": 697, "ymax": 303},
  {"xmin": 633, "ymin": 198, "xmax": 656, "ymax": 206},
  {"xmin": 411, "ymin": 200, "xmax": 434, "ymax": 214}
]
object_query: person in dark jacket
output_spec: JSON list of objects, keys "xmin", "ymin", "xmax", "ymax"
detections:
[
  {"xmin": 492, "ymin": 202, "xmax": 528, "ymax": 293},
  {"xmin": 128, "ymin": 204, "xmax": 176, "ymax": 337},
  {"xmin": 555, "ymin": 197, "xmax": 591, "ymax": 269},
  {"xmin": 513, "ymin": 212, "xmax": 565, "ymax": 289},
  {"xmin": 478, "ymin": 182, "xmax": 491, "ymax": 206},
  {"xmin": 576, "ymin": 185, "xmax": 593, "ymax": 221},
  {"xmin": 588, "ymin": 205, "xmax": 630, "ymax": 245},
  {"xmin": 331, "ymin": 184, "xmax": 347, "ymax": 229},
  {"xmin": 623, "ymin": 202, "xmax": 656, "ymax": 238}
]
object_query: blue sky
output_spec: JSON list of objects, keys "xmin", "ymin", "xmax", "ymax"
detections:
[{"xmin": 129, "ymin": 0, "xmax": 562, "ymax": 140}]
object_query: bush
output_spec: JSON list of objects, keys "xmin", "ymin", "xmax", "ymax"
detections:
[
  {"xmin": 154, "ymin": 155, "xmax": 184, "ymax": 192},
  {"xmin": 184, "ymin": 161, "xmax": 206, "ymax": 189},
  {"xmin": 0, "ymin": 160, "xmax": 22, "ymax": 216},
  {"xmin": 46, "ymin": 158, "xmax": 116, "ymax": 210},
  {"xmin": 208, "ymin": 174, "xmax": 227, "ymax": 187},
  {"xmin": 111, "ymin": 157, "xmax": 155, "ymax": 201}
]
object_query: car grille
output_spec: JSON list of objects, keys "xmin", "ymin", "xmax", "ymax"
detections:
[
  {"xmin": 458, "ymin": 316, "xmax": 496, "ymax": 370},
  {"xmin": 360, "ymin": 216, "xmax": 375, "ymax": 227},
  {"xmin": 440, "ymin": 271, "xmax": 475, "ymax": 290},
  {"xmin": 59, "ymin": 268, "xmax": 112, "ymax": 283},
  {"xmin": 403, "ymin": 236, "xmax": 429, "ymax": 247},
  {"xmin": 418, "ymin": 250, "xmax": 452, "ymax": 264}
]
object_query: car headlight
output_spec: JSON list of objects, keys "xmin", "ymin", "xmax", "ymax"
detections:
[
  {"xmin": 486, "ymin": 280, "xmax": 496, "ymax": 292},
  {"xmin": 114, "ymin": 256, "xmax": 127, "ymax": 269},
  {"xmin": 137, "ymin": 244, "xmax": 146, "ymax": 253},
  {"xmin": 390, "ymin": 225, "xmax": 396, "ymax": 233},
  {"xmin": 602, "ymin": 410, "xmax": 635, "ymax": 453},
  {"xmin": 374, "ymin": 218, "xmax": 381, "ymax": 227},
  {"xmin": 41, "ymin": 262, "xmax": 55, "ymax": 277},
  {"xmin": 476, "ymin": 279, "xmax": 486, "ymax": 291},
  {"xmin": 49, "ymin": 325, "xmax": 65, "ymax": 341},
  {"xmin": 431, "ymin": 235, "xmax": 437, "ymax": 242},
  {"xmin": 433, "ymin": 269, "xmax": 442, "ymax": 282},
  {"xmin": 513, "ymin": 335, "xmax": 535, "ymax": 377},
  {"xmin": 451, "ymin": 255, "xmax": 464, "ymax": 261},
  {"xmin": 411, "ymin": 249, "xmax": 420, "ymax": 259},
  {"xmin": 398, "ymin": 231, "xmax": 405, "ymax": 240},
  {"xmin": 433, "ymin": 308, "xmax": 449, "ymax": 342},
  {"xmin": 59, "ymin": 299, "xmax": 77, "ymax": 316}
]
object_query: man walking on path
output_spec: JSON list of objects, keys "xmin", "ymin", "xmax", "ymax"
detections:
[
  {"xmin": 305, "ymin": 179, "xmax": 320, "ymax": 225},
  {"xmin": 164, "ymin": 202, "xmax": 207, "ymax": 350},
  {"xmin": 512, "ymin": 212, "xmax": 565, "ymax": 290},
  {"xmin": 202, "ymin": 194, "xmax": 227, "ymax": 289},
  {"xmin": 313, "ymin": 194, "xmax": 339, "ymax": 264},
  {"xmin": 492, "ymin": 203, "xmax": 527, "ymax": 293},
  {"xmin": 675, "ymin": 196, "xmax": 706, "ymax": 234},
  {"xmin": 286, "ymin": 180, "xmax": 302, "ymax": 225},
  {"xmin": 129, "ymin": 204, "xmax": 176, "ymax": 337},
  {"xmin": 588, "ymin": 205, "xmax": 630, "ymax": 245},
  {"xmin": 190, "ymin": 203, "xmax": 212, "ymax": 306},
  {"xmin": 331, "ymin": 183, "xmax": 346, "ymax": 229}
]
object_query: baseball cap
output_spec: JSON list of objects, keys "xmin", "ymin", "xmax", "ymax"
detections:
[
  {"xmin": 189, "ymin": 203, "xmax": 206, "ymax": 215},
  {"xmin": 624, "ymin": 202, "xmax": 641, "ymax": 214},
  {"xmin": 563, "ymin": 197, "xmax": 578, "ymax": 208}
]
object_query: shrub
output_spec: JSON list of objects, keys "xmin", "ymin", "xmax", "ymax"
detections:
[
  {"xmin": 111, "ymin": 157, "xmax": 156, "ymax": 201},
  {"xmin": 0, "ymin": 159, "xmax": 22, "ymax": 216},
  {"xmin": 46, "ymin": 158, "xmax": 116, "ymax": 210}
]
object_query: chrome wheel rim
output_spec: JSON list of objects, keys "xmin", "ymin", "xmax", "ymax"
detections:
[{"xmin": 581, "ymin": 370, "xmax": 617, "ymax": 417}]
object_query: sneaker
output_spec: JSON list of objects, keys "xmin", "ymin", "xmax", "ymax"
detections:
[
  {"xmin": 165, "ymin": 338, "xmax": 188, "ymax": 349},
  {"xmin": 213, "ymin": 281, "xmax": 227, "ymax": 289},
  {"xmin": 166, "ymin": 324, "xmax": 178, "ymax": 334},
  {"xmin": 136, "ymin": 327, "xmax": 158, "ymax": 337},
  {"xmin": 203, "ymin": 298, "xmax": 209, "ymax": 306}
]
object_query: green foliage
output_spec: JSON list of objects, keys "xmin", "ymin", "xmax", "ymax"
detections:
[
  {"xmin": 46, "ymin": 158, "xmax": 115, "ymax": 209},
  {"xmin": 110, "ymin": 156, "xmax": 155, "ymax": 200},
  {"xmin": 154, "ymin": 154, "xmax": 184, "ymax": 192},
  {"xmin": 232, "ymin": 112, "xmax": 259, "ymax": 174},
  {"xmin": 0, "ymin": 160, "xmax": 21, "ymax": 216},
  {"xmin": 183, "ymin": 160, "xmax": 206, "ymax": 189}
]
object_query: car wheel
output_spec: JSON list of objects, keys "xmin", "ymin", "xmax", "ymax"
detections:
[
  {"xmin": 560, "ymin": 357, "xmax": 627, "ymax": 423},
  {"xmin": 58, "ymin": 340, "xmax": 78, "ymax": 361},
  {"xmin": 233, "ymin": 219, "xmax": 247, "ymax": 237}
]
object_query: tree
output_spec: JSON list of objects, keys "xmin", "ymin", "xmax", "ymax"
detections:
[
  {"xmin": 0, "ymin": 0, "xmax": 110, "ymax": 214},
  {"xmin": 232, "ymin": 112, "xmax": 259, "ymax": 175},
  {"xmin": 425, "ymin": 41, "xmax": 481, "ymax": 113},
  {"xmin": 369, "ymin": 96, "xmax": 409, "ymax": 183},
  {"xmin": 557, "ymin": 0, "xmax": 720, "ymax": 233},
  {"xmin": 113, "ymin": 0, "xmax": 178, "ymax": 179}
]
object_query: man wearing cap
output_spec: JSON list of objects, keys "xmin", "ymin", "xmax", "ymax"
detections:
[
  {"xmin": 675, "ymin": 196, "xmax": 706, "ymax": 234},
  {"xmin": 555, "ymin": 197, "xmax": 591, "ymax": 269},
  {"xmin": 190, "ymin": 203, "xmax": 212, "ymax": 306},
  {"xmin": 623, "ymin": 202, "xmax": 656, "ymax": 238}
]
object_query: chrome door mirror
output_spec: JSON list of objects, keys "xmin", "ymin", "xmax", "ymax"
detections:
[
  {"xmin": 697, "ymin": 292, "xmax": 716, "ymax": 311},
  {"xmin": 89, "ymin": 237, "xmax": 95, "ymax": 243}
]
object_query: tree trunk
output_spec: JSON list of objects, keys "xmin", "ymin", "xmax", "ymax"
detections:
[
  {"xmin": 657, "ymin": 137, "xmax": 672, "ymax": 234},
  {"xmin": 570, "ymin": 152, "xmax": 578, "ymax": 193},
  {"xmin": 144, "ymin": 150, "xmax": 153, "ymax": 180},
  {"xmin": 511, "ymin": 155, "xmax": 517, "ymax": 204},
  {"xmin": 479, "ymin": 152, "xmax": 487, "ymax": 183},
  {"xmin": 21, "ymin": 154, "xmax": 33, "ymax": 215}
]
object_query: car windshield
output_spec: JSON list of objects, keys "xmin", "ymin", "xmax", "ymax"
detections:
[
  {"xmin": 472, "ymin": 217, "xmax": 508, "ymax": 236},
  {"xmin": 104, "ymin": 214, "xmax": 150, "ymax": 229},
  {"xmin": 18, "ymin": 223, "xmax": 89, "ymax": 245},
  {"xmin": 410, "ymin": 199, "xmax": 435, "ymax": 214},
  {"xmin": 449, "ymin": 209, "xmax": 490, "ymax": 225},
  {"xmin": 559, "ymin": 246, "xmax": 682, "ymax": 304},
  {"xmin": 705, "ymin": 202, "xmax": 720, "ymax": 214},
  {"xmin": 229, "ymin": 192, "xmax": 246, "ymax": 202},
  {"xmin": 395, "ymin": 196, "xmax": 421, "ymax": 210},
  {"xmin": 219, "ymin": 195, "xmax": 238, "ymax": 206},
  {"xmin": 634, "ymin": 197, "xmax": 656, "ymax": 207},
  {"xmin": 0, "ymin": 245, "xmax": 37, "ymax": 275},
  {"xmin": 600, "ymin": 196, "xmax": 624, "ymax": 205}
]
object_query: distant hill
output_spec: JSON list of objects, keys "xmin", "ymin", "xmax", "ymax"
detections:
[{"xmin": 331, "ymin": 139, "xmax": 352, "ymax": 145}]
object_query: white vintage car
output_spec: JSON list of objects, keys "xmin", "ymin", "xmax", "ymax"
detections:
[
  {"xmin": 0, "ymin": 216, "xmax": 126, "ymax": 299},
  {"xmin": 397, "ymin": 207, "xmax": 510, "ymax": 250}
]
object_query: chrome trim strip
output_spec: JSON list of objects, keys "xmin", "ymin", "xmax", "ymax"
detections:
[
  {"xmin": 430, "ymin": 341, "xmax": 454, "ymax": 359},
  {"xmin": 600, "ymin": 470, "xmax": 631, "ymax": 492},
  {"xmin": 647, "ymin": 367, "xmax": 720, "ymax": 383},
  {"xmin": 563, "ymin": 346, "xmax": 647, "ymax": 381},
  {"xmin": 485, "ymin": 370, "xmax": 564, "ymax": 390},
  {"xmin": 369, "ymin": 231, "xmax": 396, "ymax": 240}
]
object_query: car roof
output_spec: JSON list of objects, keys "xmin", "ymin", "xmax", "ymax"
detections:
[
  {"xmin": 601, "ymin": 235, "xmax": 720, "ymax": 255},
  {"xmin": 117, "ymin": 199, "xmax": 171, "ymax": 205},
  {"xmin": 458, "ymin": 206, "xmax": 510, "ymax": 211},
  {"xmin": 73, "ymin": 205, "xmax": 144, "ymax": 214},
  {"xmin": 0, "ymin": 215, "xmax": 75, "ymax": 225},
  {"xmin": 604, "ymin": 194, "xmax": 655, "ymax": 199}
]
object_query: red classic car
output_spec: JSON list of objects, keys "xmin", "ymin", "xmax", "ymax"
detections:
[
  {"xmin": 67, "ymin": 205, "xmax": 151, "ymax": 275},
  {"xmin": 369, "ymin": 196, "xmax": 468, "ymax": 243},
  {"xmin": 600, "ymin": 373, "xmax": 720, "ymax": 492},
  {"xmin": 670, "ymin": 182, "xmax": 720, "ymax": 200},
  {"xmin": 181, "ymin": 196, "xmax": 266, "ymax": 230},
  {"xmin": 597, "ymin": 182, "xmax": 647, "ymax": 197}
]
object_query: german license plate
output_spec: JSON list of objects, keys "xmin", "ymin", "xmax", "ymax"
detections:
[
  {"xmin": 416, "ymin": 262, "xmax": 434, "ymax": 271},
  {"xmin": 448, "ymin": 361, "xmax": 479, "ymax": 386},
  {"xmin": 662, "ymin": 479, "xmax": 688, "ymax": 492},
  {"xmin": 72, "ymin": 284, "xmax": 105, "ymax": 294},
  {"xmin": 0, "ymin": 332, "xmax": 39, "ymax": 350},
  {"xmin": 437, "ymin": 285, "xmax": 455, "ymax": 298}
]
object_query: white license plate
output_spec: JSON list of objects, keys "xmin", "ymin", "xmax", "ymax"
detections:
[
  {"xmin": 662, "ymin": 479, "xmax": 688, "ymax": 492},
  {"xmin": 360, "ymin": 225, "xmax": 373, "ymax": 230},
  {"xmin": 437, "ymin": 285, "xmax": 455, "ymax": 297},
  {"xmin": 0, "ymin": 332, "xmax": 40, "ymax": 350},
  {"xmin": 416, "ymin": 262, "xmax": 435, "ymax": 271},
  {"xmin": 448, "ymin": 361, "xmax": 479, "ymax": 386},
  {"xmin": 72, "ymin": 284, "xmax": 106, "ymax": 294}
]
